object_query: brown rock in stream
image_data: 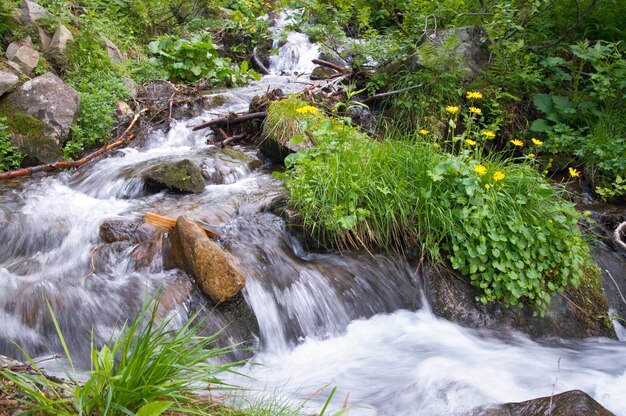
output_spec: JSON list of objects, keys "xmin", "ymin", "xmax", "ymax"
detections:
[{"xmin": 170, "ymin": 216, "xmax": 245, "ymax": 303}]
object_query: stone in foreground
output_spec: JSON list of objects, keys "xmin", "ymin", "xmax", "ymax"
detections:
[
  {"xmin": 143, "ymin": 159, "xmax": 205, "ymax": 194},
  {"xmin": 170, "ymin": 216, "xmax": 245, "ymax": 303}
]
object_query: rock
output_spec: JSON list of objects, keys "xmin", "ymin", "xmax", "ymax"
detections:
[
  {"xmin": 20, "ymin": 0, "xmax": 47, "ymax": 24},
  {"xmin": 9, "ymin": 127, "xmax": 63, "ymax": 164},
  {"xmin": 36, "ymin": 27, "xmax": 52, "ymax": 51},
  {"xmin": 103, "ymin": 36, "xmax": 123, "ymax": 62},
  {"xmin": 115, "ymin": 101, "xmax": 133, "ymax": 117},
  {"xmin": 477, "ymin": 390, "xmax": 615, "ymax": 416},
  {"xmin": 99, "ymin": 219, "xmax": 155, "ymax": 244},
  {"xmin": 310, "ymin": 65, "xmax": 337, "ymax": 80},
  {"xmin": 46, "ymin": 25, "xmax": 74, "ymax": 62},
  {"xmin": 8, "ymin": 72, "xmax": 81, "ymax": 145},
  {"xmin": 410, "ymin": 26, "xmax": 491, "ymax": 78},
  {"xmin": 422, "ymin": 264, "xmax": 616, "ymax": 340},
  {"xmin": 6, "ymin": 37, "xmax": 40, "ymax": 74},
  {"xmin": 143, "ymin": 159, "xmax": 205, "ymax": 194},
  {"xmin": 0, "ymin": 70, "xmax": 19, "ymax": 97},
  {"xmin": 122, "ymin": 77, "xmax": 138, "ymax": 98},
  {"xmin": 170, "ymin": 216, "xmax": 246, "ymax": 303}
]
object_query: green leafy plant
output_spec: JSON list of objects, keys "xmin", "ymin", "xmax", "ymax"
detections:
[
  {"xmin": 148, "ymin": 33, "xmax": 259, "ymax": 85},
  {"xmin": 1, "ymin": 295, "xmax": 239, "ymax": 415},
  {"xmin": 0, "ymin": 117, "xmax": 24, "ymax": 172}
]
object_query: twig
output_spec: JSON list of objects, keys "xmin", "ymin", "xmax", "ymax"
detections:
[
  {"xmin": 342, "ymin": 392, "xmax": 350, "ymax": 408},
  {"xmin": 548, "ymin": 357, "xmax": 561, "ymax": 415},
  {"xmin": 252, "ymin": 46, "xmax": 270, "ymax": 75},
  {"xmin": 311, "ymin": 58, "xmax": 348, "ymax": 74},
  {"xmin": 362, "ymin": 84, "xmax": 423, "ymax": 104},
  {"xmin": 191, "ymin": 111, "xmax": 268, "ymax": 131},
  {"xmin": 606, "ymin": 270, "xmax": 626, "ymax": 306},
  {"xmin": 221, "ymin": 133, "xmax": 247, "ymax": 147}
]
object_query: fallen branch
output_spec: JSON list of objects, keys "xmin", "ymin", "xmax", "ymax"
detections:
[
  {"xmin": 144, "ymin": 212, "xmax": 219, "ymax": 239},
  {"xmin": 311, "ymin": 58, "xmax": 348, "ymax": 74},
  {"xmin": 252, "ymin": 46, "xmax": 271, "ymax": 75},
  {"xmin": 362, "ymin": 84, "xmax": 423, "ymax": 104},
  {"xmin": 0, "ymin": 110, "xmax": 146, "ymax": 180},
  {"xmin": 191, "ymin": 111, "xmax": 267, "ymax": 131},
  {"xmin": 221, "ymin": 133, "xmax": 247, "ymax": 148}
]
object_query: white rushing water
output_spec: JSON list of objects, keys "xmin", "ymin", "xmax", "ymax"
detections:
[
  {"xmin": 269, "ymin": 11, "xmax": 320, "ymax": 74},
  {"xmin": 0, "ymin": 23, "xmax": 625, "ymax": 416}
]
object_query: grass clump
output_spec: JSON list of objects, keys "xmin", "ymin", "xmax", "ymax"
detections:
[
  {"xmin": 0, "ymin": 297, "xmax": 239, "ymax": 415},
  {"xmin": 277, "ymin": 96, "xmax": 592, "ymax": 313},
  {"xmin": 0, "ymin": 117, "xmax": 24, "ymax": 171}
]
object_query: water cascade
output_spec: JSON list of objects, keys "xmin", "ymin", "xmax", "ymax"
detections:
[{"xmin": 1, "ymin": 23, "xmax": 625, "ymax": 416}]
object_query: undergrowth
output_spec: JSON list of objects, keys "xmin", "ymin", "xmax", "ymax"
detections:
[{"xmin": 274, "ymin": 96, "xmax": 592, "ymax": 313}]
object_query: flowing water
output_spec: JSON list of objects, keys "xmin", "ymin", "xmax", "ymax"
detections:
[{"xmin": 1, "ymin": 29, "xmax": 626, "ymax": 416}]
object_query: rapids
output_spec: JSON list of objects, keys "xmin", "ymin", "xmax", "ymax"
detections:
[{"xmin": 0, "ymin": 22, "xmax": 625, "ymax": 416}]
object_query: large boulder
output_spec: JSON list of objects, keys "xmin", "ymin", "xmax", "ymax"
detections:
[
  {"xmin": 19, "ymin": 0, "xmax": 47, "ymax": 24},
  {"xmin": 0, "ymin": 70, "xmax": 19, "ymax": 97},
  {"xmin": 143, "ymin": 159, "xmax": 205, "ymax": 194},
  {"xmin": 422, "ymin": 263, "xmax": 616, "ymax": 340},
  {"xmin": 6, "ymin": 37, "xmax": 40, "ymax": 74},
  {"xmin": 477, "ymin": 390, "xmax": 615, "ymax": 416},
  {"xmin": 169, "ymin": 216, "xmax": 245, "ymax": 303},
  {"xmin": 7, "ymin": 72, "xmax": 81, "ymax": 145},
  {"xmin": 46, "ymin": 25, "xmax": 74, "ymax": 63}
]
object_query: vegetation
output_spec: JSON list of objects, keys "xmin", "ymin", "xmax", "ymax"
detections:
[{"xmin": 0, "ymin": 117, "xmax": 24, "ymax": 171}]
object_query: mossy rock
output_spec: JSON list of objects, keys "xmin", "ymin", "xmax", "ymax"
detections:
[
  {"xmin": 143, "ymin": 159, "xmax": 205, "ymax": 194},
  {"xmin": 0, "ymin": 100, "xmax": 62, "ymax": 165}
]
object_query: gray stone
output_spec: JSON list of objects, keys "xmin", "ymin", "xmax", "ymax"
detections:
[
  {"xmin": 8, "ymin": 72, "xmax": 81, "ymax": 145},
  {"xmin": 99, "ymin": 219, "xmax": 155, "ymax": 244},
  {"xmin": 103, "ymin": 36, "xmax": 123, "ymax": 62},
  {"xmin": 122, "ymin": 77, "xmax": 138, "ymax": 98},
  {"xmin": 170, "ymin": 216, "xmax": 246, "ymax": 303},
  {"xmin": 143, "ymin": 159, "xmax": 206, "ymax": 194},
  {"xmin": 9, "ymin": 131, "xmax": 63, "ymax": 164},
  {"xmin": 310, "ymin": 65, "xmax": 337, "ymax": 80},
  {"xmin": 6, "ymin": 37, "xmax": 40, "ymax": 74},
  {"xmin": 422, "ymin": 263, "xmax": 616, "ymax": 340},
  {"xmin": 476, "ymin": 390, "xmax": 615, "ymax": 416},
  {"xmin": 20, "ymin": 0, "xmax": 47, "ymax": 24},
  {"xmin": 0, "ymin": 70, "xmax": 19, "ymax": 97},
  {"xmin": 47, "ymin": 25, "xmax": 74, "ymax": 62},
  {"xmin": 37, "ymin": 27, "xmax": 52, "ymax": 51}
]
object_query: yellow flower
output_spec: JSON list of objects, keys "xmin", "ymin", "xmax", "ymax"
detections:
[
  {"xmin": 510, "ymin": 139, "xmax": 524, "ymax": 147},
  {"xmin": 295, "ymin": 105, "xmax": 318, "ymax": 115},
  {"xmin": 493, "ymin": 171, "xmax": 505, "ymax": 181},
  {"xmin": 419, "ymin": 129, "xmax": 429, "ymax": 135},
  {"xmin": 469, "ymin": 106, "xmax": 482, "ymax": 115},
  {"xmin": 445, "ymin": 106, "xmax": 460, "ymax": 115},
  {"xmin": 569, "ymin": 167, "xmax": 581, "ymax": 178},
  {"xmin": 485, "ymin": 183, "xmax": 491, "ymax": 189},
  {"xmin": 481, "ymin": 130, "xmax": 495, "ymax": 139},
  {"xmin": 474, "ymin": 164, "xmax": 487, "ymax": 175},
  {"xmin": 529, "ymin": 153, "xmax": 536, "ymax": 158},
  {"xmin": 466, "ymin": 91, "xmax": 483, "ymax": 100},
  {"xmin": 465, "ymin": 139, "xmax": 477, "ymax": 146},
  {"xmin": 531, "ymin": 138, "xmax": 543, "ymax": 146}
]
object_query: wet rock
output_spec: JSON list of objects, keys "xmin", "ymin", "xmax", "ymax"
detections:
[
  {"xmin": 130, "ymin": 238, "xmax": 164, "ymax": 272},
  {"xmin": 0, "ymin": 70, "xmax": 19, "ymax": 97},
  {"xmin": 310, "ymin": 65, "xmax": 337, "ymax": 80},
  {"xmin": 7, "ymin": 72, "xmax": 81, "ymax": 145},
  {"xmin": 169, "ymin": 216, "xmax": 246, "ymax": 303},
  {"xmin": 9, "ymin": 128, "xmax": 63, "ymax": 164},
  {"xmin": 46, "ymin": 25, "xmax": 74, "ymax": 63},
  {"xmin": 103, "ymin": 36, "xmax": 123, "ymax": 62},
  {"xmin": 477, "ymin": 389, "xmax": 615, "ymax": 416},
  {"xmin": 20, "ymin": 0, "xmax": 47, "ymax": 24},
  {"xmin": 36, "ymin": 27, "xmax": 52, "ymax": 51},
  {"xmin": 249, "ymin": 89, "xmax": 284, "ymax": 113},
  {"xmin": 347, "ymin": 106, "xmax": 378, "ymax": 133},
  {"xmin": 99, "ymin": 219, "xmax": 155, "ymax": 244},
  {"xmin": 593, "ymin": 248, "xmax": 626, "ymax": 328},
  {"xmin": 423, "ymin": 264, "xmax": 616, "ymax": 340},
  {"xmin": 122, "ymin": 77, "xmax": 138, "ymax": 98},
  {"xmin": 5, "ymin": 37, "xmax": 40, "ymax": 74},
  {"xmin": 143, "ymin": 159, "xmax": 205, "ymax": 194},
  {"xmin": 259, "ymin": 119, "xmax": 315, "ymax": 163}
]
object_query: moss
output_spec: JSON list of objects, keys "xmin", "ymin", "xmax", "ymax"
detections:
[
  {"xmin": 265, "ymin": 96, "xmax": 312, "ymax": 146},
  {"xmin": 0, "ymin": 100, "xmax": 63, "ymax": 164},
  {"xmin": 566, "ymin": 261, "xmax": 614, "ymax": 333}
]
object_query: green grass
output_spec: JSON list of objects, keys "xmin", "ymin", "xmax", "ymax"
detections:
[
  {"xmin": 276, "ymin": 100, "xmax": 592, "ymax": 313},
  {"xmin": 0, "ymin": 295, "xmax": 240, "ymax": 415}
]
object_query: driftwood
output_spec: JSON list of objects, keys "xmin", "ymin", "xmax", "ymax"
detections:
[
  {"xmin": 190, "ymin": 111, "xmax": 267, "ymax": 131},
  {"xmin": 362, "ymin": 84, "xmax": 423, "ymax": 104},
  {"xmin": 0, "ymin": 110, "xmax": 146, "ymax": 180},
  {"xmin": 311, "ymin": 58, "xmax": 348, "ymax": 74},
  {"xmin": 144, "ymin": 212, "xmax": 219, "ymax": 239},
  {"xmin": 252, "ymin": 46, "xmax": 271, "ymax": 75}
]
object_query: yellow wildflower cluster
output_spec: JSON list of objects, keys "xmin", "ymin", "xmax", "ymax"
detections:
[
  {"xmin": 481, "ymin": 130, "xmax": 495, "ymax": 139},
  {"xmin": 569, "ymin": 167, "xmax": 581, "ymax": 178},
  {"xmin": 474, "ymin": 164, "xmax": 487, "ymax": 175},
  {"xmin": 510, "ymin": 139, "xmax": 524, "ymax": 147},
  {"xmin": 469, "ymin": 106, "xmax": 482, "ymax": 115},
  {"xmin": 445, "ymin": 106, "xmax": 460, "ymax": 115},
  {"xmin": 419, "ymin": 129, "xmax": 430, "ymax": 135},
  {"xmin": 493, "ymin": 171, "xmax": 505, "ymax": 181},
  {"xmin": 465, "ymin": 139, "xmax": 477, "ymax": 146},
  {"xmin": 296, "ymin": 105, "xmax": 318, "ymax": 115},
  {"xmin": 466, "ymin": 91, "xmax": 483, "ymax": 100},
  {"xmin": 531, "ymin": 138, "xmax": 543, "ymax": 146}
]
